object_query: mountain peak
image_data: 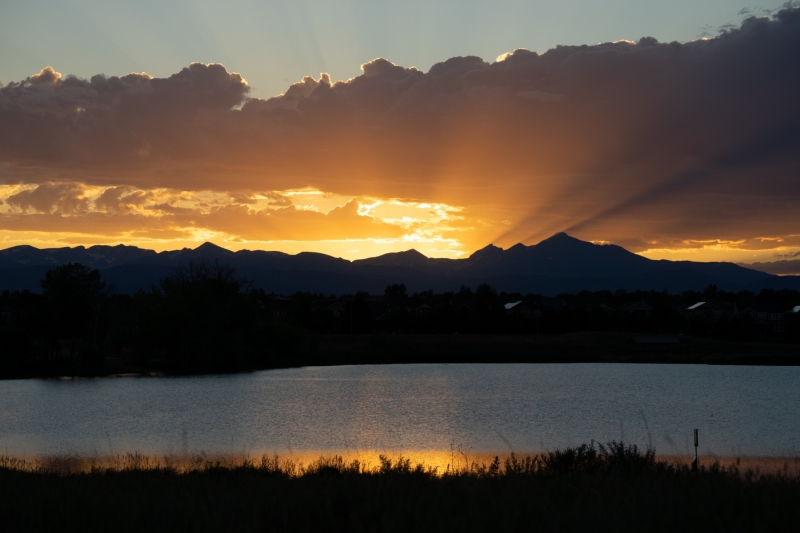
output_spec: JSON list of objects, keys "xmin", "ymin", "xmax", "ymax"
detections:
[
  {"xmin": 196, "ymin": 241, "xmax": 223, "ymax": 249},
  {"xmin": 538, "ymin": 232, "xmax": 577, "ymax": 244},
  {"xmin": 469, "ymin": 243, "xmax": 504, "ymax": 260},
  {"xmin": 533, "ymin": 232, "xmax": 591, "ymax": 250},
  {"xmin": 353, "ymin": 248, "xmax": 430, "ymax": 268},
  {"xmin": 369, "ymin": 248, "xmax": 427, "ymax": 259},
  {"xmin": 194, "ymin": 242, "xmax": 234, "ymax": 255}
]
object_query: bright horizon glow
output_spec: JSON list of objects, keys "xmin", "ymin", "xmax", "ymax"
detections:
[
  {"xmin": 0, "ymin": 184, "xmax": 798, "ymax": 264},
  {"xmin": 2, "ymin": 224, "xmax": 799, "ymax": 267}
]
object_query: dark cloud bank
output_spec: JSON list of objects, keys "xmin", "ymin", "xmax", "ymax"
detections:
[{"xmin": 1, "ymin": 8, "xmax": 799, "ymax": 249}]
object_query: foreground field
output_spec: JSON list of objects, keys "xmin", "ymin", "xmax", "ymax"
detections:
[{"xmin": 2, "ymin": 443, "xmax": 798, "ymax": 532}]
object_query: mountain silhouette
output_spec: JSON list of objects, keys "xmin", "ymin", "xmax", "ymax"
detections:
[
  {"xmin": 469, "ymin": 243, "xmax": 504, "ymax": 262},
  {"xmin": 355, "ymin": 249, "xmax": 431, "ymax": 268},
  {"xmin": 1, "ymin": 234, "xmax": 797, "ymax": 295},
  {"xmin": 460, "ymin": 232, "xmax": 651, "ymax": 278}
]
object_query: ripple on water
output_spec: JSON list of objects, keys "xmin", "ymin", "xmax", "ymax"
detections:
[{"xmin": 0, "ymin": 363, "xmax": 798, "ymax": 457}]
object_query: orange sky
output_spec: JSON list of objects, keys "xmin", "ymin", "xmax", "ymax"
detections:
[
  {"xmin": 0, "ymin": 182, "xmax": 798, "ymax": 265},
  {"xmin": 1, "ymin": 10, "xmax": 799, "ymax": 265}
]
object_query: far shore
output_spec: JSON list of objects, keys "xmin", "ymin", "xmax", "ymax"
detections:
[{"xmin": 3, "ymin": 332, "xmax": 800, "ymax": 380}]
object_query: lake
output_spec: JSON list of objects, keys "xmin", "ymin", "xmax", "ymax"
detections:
[{"xmin": 1, "ymin": 364, "xmax": 798, "ymax": 458}]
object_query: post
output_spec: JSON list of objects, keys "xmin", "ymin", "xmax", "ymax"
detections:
[{"xmin": 692, "ymin": 429, "xmax": 698, "ymax": 472}]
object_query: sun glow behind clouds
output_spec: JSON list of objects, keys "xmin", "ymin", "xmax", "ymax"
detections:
[
  {"xmin": 637, "ymin": 237, "xmax": 800, "ymax": 264},
  {"xmin": 2, "ymin": 182, "xmax": 800, "ymax": 263},
  {"xmin": 0, "ymin": 183, "xmax": 473, "ymax": 258}
]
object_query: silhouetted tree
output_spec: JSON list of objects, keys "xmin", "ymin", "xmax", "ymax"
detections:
[
  {"xmin": 475, "ymin": 283, "xmax": 499, "ymax": 314},
  {"xmin": 0, "ymin": 325, "xmax": 33, "ymax": 370},
  {"xmin": 40, "ymin": 263, "xmax": 107, "ymax": 360},
  {"xmin": 339, "ymin": 291, "xmax": 373, "ymax": 334},
  {"xmin": 154, "ymin": 259, "xmax": 263, "ymax": 370},
  {"xmin": 384, "ymin": 283, "xmax": 407, "ymax": 309}
]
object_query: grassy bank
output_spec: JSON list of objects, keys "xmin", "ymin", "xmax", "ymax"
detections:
[{"xmin": 1, "ymin": 443, "xmax": 798, "ymax": 531}]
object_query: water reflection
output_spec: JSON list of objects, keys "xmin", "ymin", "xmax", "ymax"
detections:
[{"xmin": 0, "ymin": 364, "xmax": 798, "ymax": 457}]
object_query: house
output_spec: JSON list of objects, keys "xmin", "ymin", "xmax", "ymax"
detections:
[
  {"xmin": 504, "ymin": 301, "xmax": 540, "ymax": 317},
  {"xmin": 739, "ymin": 302, "xmax": 786, "ymax": 337},
  {"xmin": 262, "ymin": 297, "xmax": 295, "ymax": 318},
  {"xmin": 449, "ymin": 301, "xmax": 476, "ymax": 316},
  {"xmin": 409, "ymin": 303, "xmax": 434, "ymax": 318},
  {"xmin": 615, "ymin": 301, "xmax": 654, "ymax": 318},
  {"xmin": 1, "ymin": 304, "xmax": 17, "ymax": 326},
  {"xmin": 322, "ymin": 300, "xmax": 348, "ymax": 318},
  {"xmin": 539, "ymin": 297, "xmax": 567, "ymax": 312},
  {"xmin": 683, "ymin": 301, "xmax": 728, "ymax": 323},
  {"xmin": 786, "ymin": 305, "xmax": 800, "ymax": 340},
  {"xmin": 0, "ymin": 301, "xmax": 27, "ymax": 326}
]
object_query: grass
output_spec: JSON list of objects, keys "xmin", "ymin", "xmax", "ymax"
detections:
[{"xmin": 1, "ymin": 442, "xmax": 798, "ymax": 531}]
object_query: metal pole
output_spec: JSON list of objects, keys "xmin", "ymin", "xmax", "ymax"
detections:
[{"xmin": 692, "ymin": 428, "xmax": 698, "ymax": 472}]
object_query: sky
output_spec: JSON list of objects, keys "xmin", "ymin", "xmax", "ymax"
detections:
[{"xmin": 1, "ymin": 0, "xmax": 799, "ymax": 267}]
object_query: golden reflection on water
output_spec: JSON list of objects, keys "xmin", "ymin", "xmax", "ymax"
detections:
[
  {"xmin": 2, "ymin": 451, "xmax": 799, "ymax": 478},
  {"xmin": 282, "ymin": 450, "xmax": 497, "ymax": 473}
]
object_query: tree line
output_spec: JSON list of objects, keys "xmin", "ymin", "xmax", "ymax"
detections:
[
  {"xmin": 0, "ymin": 260, "xmax": 284, "ymax": 375},
  {"xmin": 1, "ymin": 262, "xmax": 799, "ymax": 375}
]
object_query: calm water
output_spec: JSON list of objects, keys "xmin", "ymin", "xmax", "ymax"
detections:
[{"xmin": 1, "ymin": 364, "xmax": 798, "ymax": 457}]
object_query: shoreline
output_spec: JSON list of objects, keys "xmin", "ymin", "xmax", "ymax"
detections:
[{"xmin": 3, "ymin": 332, "xmax": 800, "ymax": 380}]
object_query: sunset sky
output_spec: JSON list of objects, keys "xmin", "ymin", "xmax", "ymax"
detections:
[{"xmin": 1, "ymin": 1, "xmax": 799, "ymax": 264}]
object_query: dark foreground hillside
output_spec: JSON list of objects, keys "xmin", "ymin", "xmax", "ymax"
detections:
[{"xmin": 1, "ymin": 443, "xmax": 798, "ymax": 532}]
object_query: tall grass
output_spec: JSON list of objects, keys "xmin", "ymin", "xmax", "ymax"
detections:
[{"xmin": 1, "ymin": 442, "xmax": 798, "ymax": 531}]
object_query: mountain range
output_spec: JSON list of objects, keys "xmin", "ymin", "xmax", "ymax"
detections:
[{"xmin": 1, "ymin": 233, "xmax": 798, "ymax": 296}]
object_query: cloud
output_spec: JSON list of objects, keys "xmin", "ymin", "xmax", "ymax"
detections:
[
  {"xmin": 0, "ymin": 8, "xmax": 799, "ymax": 256},
  {"xmin": 0, "ymin": 187, "xmax": 414, "ymax": 244},
  {"xmin": 94, "ymin": 186, "xmax": 153, "ymax": 213},
  {"xmin": 739, "ymin": 259, "xmax": 800, "ymax": 275},
  {"xmin": 0, "ymin": 62, "xmax": 249, "ymax": 169},
  {"xmin": 229, "ymin": 191, "xmax": 293, "ymax": 206},
  {"xmin": 775, "ymin": 250, "xmax": 800, "ymax": 259},
  {"xmin": 6, "ymin": 183, "xmax": 88, "ymax": 214},
  {"xmin": 29, "ymin": 66, "xmax": 61, "ymax": 85},
  {"xmin": 203, "ymin": 200, "xmax": 407, "ymax": 241}
]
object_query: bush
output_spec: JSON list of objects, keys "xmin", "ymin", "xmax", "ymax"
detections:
[{"xmin": 0, "ymin": 325, "xmax": 33, "ymax": 369}]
